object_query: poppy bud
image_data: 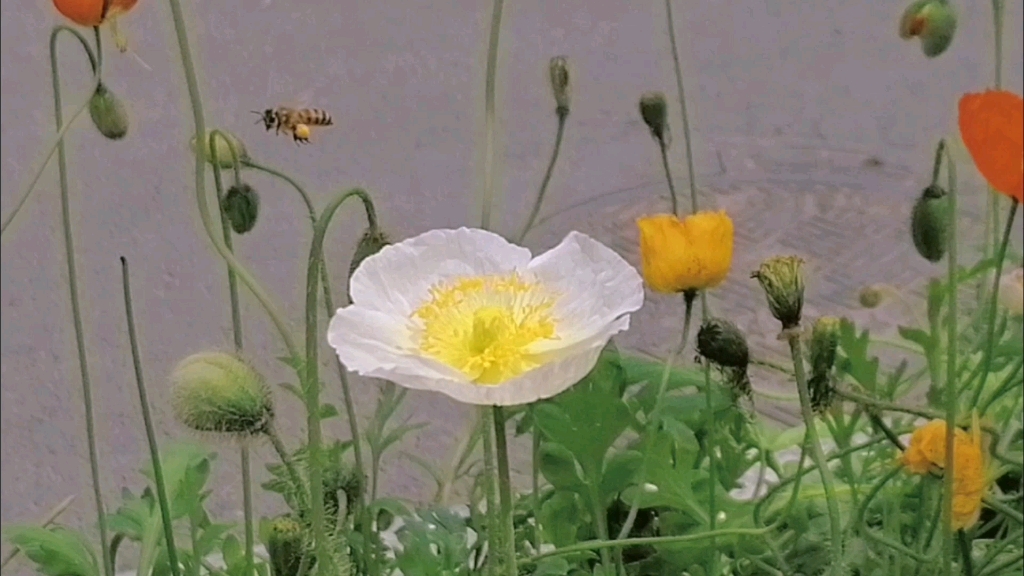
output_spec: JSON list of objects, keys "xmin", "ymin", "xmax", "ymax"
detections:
[
  {"xmin": 697, "ymin": 317, "xmax": 752, "ymax": 398},
  {"xmin": 170, "ymin": 352, "xmax": 273, "ymax": 437},
  {"xmin": 349, "ymin": 226, "xmax": 391, "ymax": 277},
  {"xmin": 858, "ymin": 284, "xmax": 887, "ymax": 309},
  {"xmin": 189, "ymin": 129, "xmax": 250, "ymax": 169},
  {"xmin": 911, "ymin": 184, "xmax": 949, "ymax": 263},
  {"xmin": 899, "ymin": 0, "xmax": 957, "ymax": 58},
  {"xmin": 88, "ymin": 83, "xmax": 129, "ymax": 140},
  {"xmin": 549, "ymin": 56, "xmax": 570, "ymax": 116},
  {"xmin": 752, "ymin": 256, "xmax": 806, "ymax": 330},
  {"xmin": 266, "ymin": 516, "xmax": 306, "ymax": 576},
  {"xmin": 222, "ymin": 183, "xmax": 260, "ymax": 235},
  {"xmin": 639, "ymin": 92, "xmax": 669, "ymax": 143}
]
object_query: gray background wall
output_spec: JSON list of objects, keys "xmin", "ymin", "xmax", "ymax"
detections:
[{"xmin": 2, "ymin": 0, "xmax": 1022, "ymax": 572}]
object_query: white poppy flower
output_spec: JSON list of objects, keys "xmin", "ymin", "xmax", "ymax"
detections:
[{"xmin": 327, "ymin": 227, "xmax": 644, "ymax": 406}]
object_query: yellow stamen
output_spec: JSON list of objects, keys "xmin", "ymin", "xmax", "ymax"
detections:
[{"xmin": 412, "ymin": 273, "xmax": 559, "ymax": 385}]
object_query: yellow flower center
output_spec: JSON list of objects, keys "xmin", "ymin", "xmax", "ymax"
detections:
[{"xmin": 412, "ymin": 273, "xmax": 559, "ymax": 385}]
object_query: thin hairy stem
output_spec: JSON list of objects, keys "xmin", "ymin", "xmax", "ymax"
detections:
[
  {"xmin": 480, "ymin": 407, "xmax": 498, "ymax": 576},
  {"xmin": 657, "ymin": 137, "xmax": 679, "ymax": 216},
  {"xmin": 208, "ymin": 130, "xmax": 245, "ymax": 352},
  {"xmin": 664, "ymin": 0, "xmax": 700, "ymax": 213},
  {"xmin": 789, "ymin": 333, "xmax": 844, "ymax": 574},
  {"xmin": 942, "ymin": 148, "xmax": 959, "ymax": 576},
  {"xmin": 240, "ymin": 446, "xmax": 255, "ymax": 576},
  {"xmin": 121, "ymin": 257, "xmax": 181, "ymax": 576},
  {"xmin": 48, "ymin": 25, "xmax": 112, "ymax": 576},
  {"xmin": 517, "ymin": 111, "xmax": 567, "ymax": 243},
  {"xmin": 492, "ymin": 407, "xmax": 517, "ymax": 576},
  {"xmin": 480, "ymin": 0, "xmax": 505, "ymax": 231},
  {"xmin": 970, "ymin": 201, "xmax": 1019, "ymax": 407},
  {"xmin": 266, "ymin": 428, "xmax": 310, "ymax": 513},
  {"xmin": 240, "ymin": 158, "xmax": 317, "ymax": 224}
]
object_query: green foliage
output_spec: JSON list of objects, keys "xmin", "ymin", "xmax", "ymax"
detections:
[{"xmin": 3, "ymin": 526, "xmax": 99, "ymax": 576}]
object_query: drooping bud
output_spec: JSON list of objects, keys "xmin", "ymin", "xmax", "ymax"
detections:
[
  {"xmin": 639, "ymin": 92, "xmax": 669, "ymax": 142},
  {"xmin": 998, "ymin": 268, "xmax": 1024, "ymax": 317},
  {"xmin": 910, "ymin": 184, "xmax": 949, "ymax": 263},
  {"xmin": 221, "ymin": 183, "xmax": 260, "ymax": 235},
  {"xmin": 171, "ymin": 352, "xmax": 273, "ymax": 437},
  {"xmin": 88, "ymin": 83, "xmax": 129, "ymax": 140},
  {"xmin": 808, "ymin": 317, "xmax": 842, "ymax": 413},
  {"xmin": 549, "ymin": 56, "xmax": 570, "ymax": 116},
  {"xmin": 349, "ymin": 226, "xmax": 391, "ymax": 277},
  {"xmin": 697, "ymin": 317, "xmax": 752, "ymax": 398},
  {"xmin": 858, "ymin": 284, "xmax": 888, "ymax": 309},
  {"xmin": 899, "ymin": 0, "xmax": 957, "ymax": 58},
  {"xmin": 752, "ymin": 256, "xmax": 806, "ymax": 330},
  {"xmin": 189, "ymin": 129, "xmax": 250, "ymax": 169},
  {"xmin": 266, "ymin": 516, "xmax": 307, "ymax": 576}
]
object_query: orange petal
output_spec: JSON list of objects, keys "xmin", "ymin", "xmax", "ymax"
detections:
[
  {"xmin": 959, "ymin": 90, "xmax": 1024, "ymax": 203},
  {"xmin": 52, "ymin": 0, "xmax": 105, "ymax": 27}
]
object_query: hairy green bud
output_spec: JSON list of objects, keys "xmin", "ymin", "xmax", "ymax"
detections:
[
  {"xmin": 752, "ymin": 256, "xmax": 806, "ymax": 330},
  {"xmin": 349, "ymin": 226, "xmax": 391, "ymax": 277},
  {"xmin": 222, "ymin": 183, "xmax": 260, "ymax": 235},
  {"xmin": 171, "ymin": 352, "xmax": 272, "ymax": 437},
  {"xmin": 639, "ymin": 92, "xmax": 669, "ymax": 143}
]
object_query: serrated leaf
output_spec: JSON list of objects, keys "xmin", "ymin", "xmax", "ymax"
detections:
[
  {"xmin": 539, "ymin": 442, "xmax": 587, "ymax": 492},
  {"xmin": 319, "ymin": 402, "xmax": 340, "ymax": 419},
  {"xmin": 599, "ymin": 450, "xmax": 642, "ymax": 499},
  {"xmin": 897, "ymin": 325, "xmax": 933, "ymax": 352},
  {"xmin": 4, "ymin": 526, "xmax": 99, "ymax": 576}
]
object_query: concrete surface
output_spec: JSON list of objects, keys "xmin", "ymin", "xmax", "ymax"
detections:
[{"xmin": 2, "ymin": 0, "xmax": 1022, "ymax": 572}]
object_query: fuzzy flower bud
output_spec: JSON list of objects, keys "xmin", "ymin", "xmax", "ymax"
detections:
[
  {"xmin": 639, "ymin": 92, "xmax": 669, "ymax": 142},
  {"xmin": 88, "ymin": 83, "xmax": 129, "ymax": 140},
  {"xmin": 752, "ymin": 256, "xmax": 806, "ymax": 330},
  {"xmin": 899, "ymin": 0, "xmax": 957, "ymax": 58},
  {"xmin": 349, "ymin": 226, "xmax": 391, "ymax": 277},
  {"xmin": 809, "ymin": 316, "xmax": 842, "ymax": 412},
  {"xmin": 189, "ymin": 129, "xmax": 250, "ymax": 169},
  {"xmin": 697, "ymin": 317, "xmax": 752, "ymax": 398},
  {"xmin": 549, "ymin": 56, "xmax": 571, "ymax": 116},
  {"xmin": 998, "ymin": 268, "xmax": 1024, "ymax": 317},
  {"xmin": 911, "ymin": 184, "xmax": 949, "ymax": 263},
  {"xmin": 221, "ymin": 183, "xmax": 260, "ymax": 235},
  {"xmin": 171, "ymin": 352, "xmax": 273, "ymax": 437},
  {"xmin": 266, "ymin": 516, "xmax": 306, "ymax": 576},
  {"xmin": 858, "ymin": 284, "xmax": 888, "ymax": 309}
]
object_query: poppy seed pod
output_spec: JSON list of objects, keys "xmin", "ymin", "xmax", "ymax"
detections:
[
  {"xmin": 639, "ymin": 92, "xmax": 669, "ymax": 142},
  {"xmin": 189, "ymin": 130, "xmax": 250, "ymax": 169},
  {"xmin": 170, "ymin": 352, "xmax": 273, "ymax": 437},
  {"xmin": 266, "ymin": 516, "xmax": 306, "ymax": 576},
  {"xmin": 222, "ymin": 184, "xmax": 260, "ymax": 235},
  {"xmin": 899, "ymin": 0, "xmax": 957, "ymax": 58},
  {"xmin": 549, "ymin": 56, "xmax": 570, "ymax": 116},
  {"xmin": 911, "ymin": 184, "xmax": 949, "ymax": 263},
  {"xmin": 349, "ymin": 226, "xmax": 391, "ymax": 278},
  {"xmin": 752, "ymin": 256, "xmax": 806, "ymax": 330},
  {"xmin": 88, "ymin": 83, "xmax": 129, "ymax": 140}
]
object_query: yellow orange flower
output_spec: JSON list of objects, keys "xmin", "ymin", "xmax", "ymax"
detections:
[
  {"xmin": 53, "ymin": 0, "xmax": 137, "ymax": 28},
  {"xmin": 958, "ymin": 90, "xmax": 1024, "ymax": 203},
  {"xmin": 637, "ymin": 211, "xmax": 734, "ymax": 294},
  {"xmin": 901, "ymin": 419, "xmax": 989, "ymax": 530}
]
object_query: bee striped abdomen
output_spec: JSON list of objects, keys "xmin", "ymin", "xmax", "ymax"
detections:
[{"xmin": 296, "ymin": 108, "xmax": 333, "ymax": 127}]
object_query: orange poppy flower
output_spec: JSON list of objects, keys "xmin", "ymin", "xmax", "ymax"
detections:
[
  {"xmin": 53, "ymin": 0, "xmax": 137, "ymax": 27},
  {"xmin": 958, "ymin": 90, "xmax": 1024, "ymax": 203}
]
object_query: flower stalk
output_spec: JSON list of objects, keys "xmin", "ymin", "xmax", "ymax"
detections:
[
  {"xmin": 941, "ymin": 147, "xmax": 959, "ymax": 576},
  {"xmin": 492, "ymin": 407, "xmax": 518, "ymax": 576},
  {"xmin": 480, "ymin": 0, "xmax": 505, "ymax": 231}
]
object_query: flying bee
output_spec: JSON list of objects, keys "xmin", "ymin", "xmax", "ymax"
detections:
[{"xmin": 252, "ymin": 106, "xmax": 333, "ymax": 145}]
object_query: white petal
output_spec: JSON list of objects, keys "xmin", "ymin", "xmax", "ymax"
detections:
[
  {"xmin": 527, "ymin": 231, "xmax": 644, "ymax": 352},
  {"xmin": 349, "ymin": 228, "xmax": 532, "ymax": 317}
]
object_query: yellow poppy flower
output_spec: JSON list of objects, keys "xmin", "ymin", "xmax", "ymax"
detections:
[{"xmin": 636, "ymin": 211, "xmax": 734, "ymax": 294}]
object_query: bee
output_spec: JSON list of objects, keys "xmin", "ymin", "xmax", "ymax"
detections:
[{"xmin": 252, "ymin": 106, "xmax": 334, "ymax": 144}]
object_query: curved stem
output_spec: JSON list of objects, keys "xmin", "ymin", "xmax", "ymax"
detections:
[
  {"xmin": 788, "ymin": 333, "xmax": 844, "ymax": 574},
  {"xmin": 164, "ymin": 0, "xmax": 298, "ymax": 360},
  {"xmin": 121, "ymin": 257, "xmax": 182, "ymax": 576},
  {"xmin": 479, "ymin": 0, "xmax": 505, "ymax": 231},
  {"xmin": 240, "ymin": 159, "xmax": 317, "ymax": 224},
  {"xmin": 517, "ymin": 112, "xmax": 567, "ymax": 243},
  {"xmin": 208, "ymin": 130, "xmax": 245, "ymax": 352},
  {"xmin": 492, "ymin": 407, "xmax": 517, "ymax": 576},
  {"xmin": 970, "ymin": 201, "xmax": 1019, "ymax": 407},
  {"xmin": 857, "ymin": 467, "xmax": 934, "ymax": 564},
  {"xmin": 663, "ymin": 0, "xmax": 699, "ymax": 214},
  {"xmin": 47, "ymin": 25, "xmax": 112, "ymax": 576},
  {"xmin": 978, "ymin": 355, "xmax": 1024, "ymax": 415},
  {"xmin": 303, "ymin": 188, "xmax": 377, "ymax": 575},
  {"xmin": 942, "ymin": 148, "xmax": 959, "ymax": 576},
  {"xmin": 529, "ymin": 528, "xmax": 770, "ymax": 563}
]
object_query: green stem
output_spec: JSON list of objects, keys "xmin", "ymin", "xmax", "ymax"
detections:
[
  {"xmin": 480, "ymin": 0, "xmax": 504, "ymax": 231},
  {"xmin": 491, "ymin": 407, "xmax": 517, "ymax": 576},
  {"xmin": 942, "ymin": 148, "xmax": 959, "ymax": 576},
  {"xmin": 120, "ymin": 257, "xmax": 181, "ymax": 576},
  {"xmin": 241, "ymin": 445, "xmax": 255, "ymax": 576},
  {"xmin": 48, "ymin": 25, "xmax": 112, "ymax": 576},
  {"xmin": 517, "ymin": 111, "xmax": 567, "ymax": 243},
  {"xmin": 663, "ymin": 0, "xmax": 700, "ymax": 214},
  {"xmin": 529, "ymin": 528, "xmax": 770, "ymax": 562},
  {"xmin": 958, "ymin": 530, "xmax": 974, "ymax": 576},
  {"xmin": 208, "ymin": 130, "xmax": 244, "ymax": 352},
  {"xmin": 479, "ymin": 407, "xmax": 499, "ymax": 576},
  {"xmin": 266, "ymin": 427, "xmax": 310, "ymax": 513},
  {"xmin": 788, "ymin": 333, "xmax": 844, "ymax": 574},
  {"xmin": 531, "ymin": 410, "xmax": 542, "ymax": 552},
  {"xmin": 302, "ymin": 188, "xmax": 376, "ymax": 574},
  {"xmin": 982, "ymin": 495, "xmax": 1024, "ymax": 526},
  {"xmin": 163, "ymin": 0, "xmax": 299, "ymax": 362},
  {"xmin": 857, "ymin": 467, "xmax": 935, "ymax": 564},
  {"xmin": 992, "ymin": 0, "xmax": 1004, "ymax": 90},
  {"xmin": 970, "ymin": 201, "xmax": 1019, "ymax": 407},
  {"xmin": 240, "ymin": 159, "xmax": 317, "ymax": 224},
  {"xmin": 978, "ymin": 355, "xmax": 1023, "ymax": 415},
  {"xmin": 657, "ymin": 137, "xmax": 679, "ymax": 216}
]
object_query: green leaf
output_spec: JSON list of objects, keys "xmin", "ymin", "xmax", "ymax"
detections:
[
  {"xmin": 837, "ymin": 319, "xmax": 879, "ymax": 392},
  {"xmin": 4, "ymin": 526, "xmax": 99, "ymax": 576},
  {"xmin": 539, "ymin": 492, "xmax": 588, "ymax": 548},
  {"xmin": 897, "ymin": 325, "xmax": 933, "ymax": 352},
  {"xmin": 599, "ymin": 450, "xmax": 643, "ymax": 499},
  {"xmin": 534, "ymin": 389, "xmax": 631, "ymax": 481},
  {"xmin": 531, "ymin": 557, "xmax": 572, "ymax": 576},
  {"xmin": 319, "ymin": 402, "xmax": 340, "ymax": 420},
  {"xmin": 539, "ymin": 442, "xmax": 587, "ymax": 491}
]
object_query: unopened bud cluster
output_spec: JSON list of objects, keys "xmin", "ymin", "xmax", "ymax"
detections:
[{"xmin": 752, "ymin": 256, "xmax": 806, "ymax": 331}]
